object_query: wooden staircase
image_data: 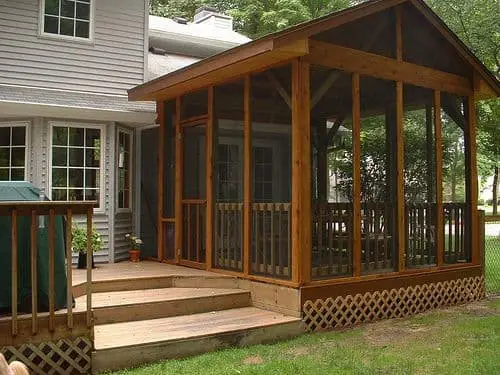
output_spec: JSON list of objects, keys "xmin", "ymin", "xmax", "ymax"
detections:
[{"xmin": 79, "ymin": 274, "xmax": 303, "ymax": 373}]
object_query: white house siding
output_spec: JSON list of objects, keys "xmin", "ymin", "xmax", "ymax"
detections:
[
  {"xmin": 114, "ymin": 212, "xmax": 134, "ymax": 262},
  {"xmin": 0, "ymin": 0, "xmax": 146, "ymax": 96}
]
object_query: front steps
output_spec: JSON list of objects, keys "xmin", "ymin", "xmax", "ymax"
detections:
[
  {"xmin": 93, "ymin": 307, "xmax": 302, "ymax": 373},
  {"xmin": 82, "ymin": 275, "xmax": 303, "ymax": 373}
]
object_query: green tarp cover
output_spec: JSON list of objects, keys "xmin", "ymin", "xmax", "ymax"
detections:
[{"xmin": 0, "ymin": 182, "xmax": 68, "ymax": 313}]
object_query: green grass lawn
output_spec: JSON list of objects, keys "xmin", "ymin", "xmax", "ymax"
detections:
[{"xmin": 106, "ymin": 298, "xmax": 500, "ymax": 375}]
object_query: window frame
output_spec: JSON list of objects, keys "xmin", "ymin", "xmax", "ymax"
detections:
[
  {"xmin": 0, "ymin": 121, "xmax": 30, "ymax": 182},
  {"xmin": 116, "ymin": 127, "xmax": 133, "ymax": 212},
  {"xmin": 48, "ymin": 121, "xmax": 105, "ymax": 211},
  {"xmin": 39, "ymin": 0, "xmax": 95, "ymax": 43}
]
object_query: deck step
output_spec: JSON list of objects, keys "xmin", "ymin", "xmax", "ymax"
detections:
[
  {"xmin": 76, "ymin": 288, "xmax": 251, "ymax": 325},
  {"xmin": 92, "ymin": 307, "xmax": 303, "ymax": 373},
  {"xmin": 72, "ymin": 275, "xmax": 240, "ymax": 298}
]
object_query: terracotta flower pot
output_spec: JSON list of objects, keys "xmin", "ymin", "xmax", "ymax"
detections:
[{"xmin": 128, "ymin": 249, "xmax": 141, "ymax": 262}]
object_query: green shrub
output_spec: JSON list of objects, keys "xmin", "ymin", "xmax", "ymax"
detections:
[{"xmin": 72, "ymin": 225, "xmax": 101, "ymax": 253}]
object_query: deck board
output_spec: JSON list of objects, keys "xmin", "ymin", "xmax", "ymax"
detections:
[
  {"xmin": 75, "ymin": 288, "xmax": 248, "ymax": 309},
  {"xmin": 94, "ymin": 307, "xmax": 300, "ymax": 350},
  {"xmin": 72, "ymin": 261, "xmax": 229, "ymax": 286}
]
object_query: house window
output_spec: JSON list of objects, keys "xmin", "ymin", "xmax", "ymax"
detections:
[
  {"xmin": 51, "ymin": 124, "xmax": 102, "ymax": 207},
  {"xmin": 42, "ymin": 0, "xmax": 92, "ymax": 39},
  {"xmin": 253, "ymin": 146, "xmax": 273, "ymax": 202},
  {"xmin": 217, "ymin": 144, "xmax": 241, "ymax": 202},
  {"xmin": 0, "ymin": 124, "xmax": 27, "ymax": 181},
  {"xmin": 117, "ymin": 130, "xmax": 132, "ymax": 209}
]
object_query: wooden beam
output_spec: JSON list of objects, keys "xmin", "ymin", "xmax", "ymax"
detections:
[
  {"xmin": 175, "ymin": 97, "xmax": 183, "ymax": 263},
  {"xmin": 157, "ymin": 101, "xmax": 165, "ymax": 261},
  {"xmin": 465, "ymin": 92, "xmax": 479, "ymax": 264},
  {"xmin": 291, "ymin": 59, "xmax": 311, "ymax": 285},
  {"xmin": 311, "ymin": 21, "xmax": 387, "ymax": 108},
  {"xmin": 304, "ymin": 40, "xmax": 472, "ymax": 97},
  {"xmin": 434, "ymin": 91, "xmax": 444, "ymax": 267},
  {"xmin": 396, "ymin": 80, "xmax": 405, "ymax": 272},
  {"xmin": 266, "ymin": 72, "xmax": 291, "ymax": 108},
  {"xmin": 130, "ymin": 40, "xmax": 308, "ymax": 102},
  {"xmin": 352, "ymin": 73, "xmax": 362, "ymax": 277},
  {"xmin": 206, "ymin": 87, "xmax": 214, "ymax": 270},
  {"xmin": 243, "ymin": 76, "xmax": 252, "ymax": 276}
]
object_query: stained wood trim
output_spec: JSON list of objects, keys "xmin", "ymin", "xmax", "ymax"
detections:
[
  {"xmin": 206, "ymin": 87, "xmax": 214, "ymax": 271},
  {"xmin": 396, "ymin": 80, "xmax": 405, "ymax": 272},
  {"xmin": 178, "ymin": 259, "xmax": 206, "ymax": 270},
  {"xmin": 291, "ymin": 59, "xmax": 312, "ymax": 285},
  {"xmin": 243, "ymin": 75, "xmax": 252, "ymax": 276},
  {"xmin": 157, "ymin": 101, "xmax": 165, "ymax": 261},
  {"xmin": 304, "ymin": 40, "xmax": 472, "ymax": 96},
  {"xmin": 434, "ymin": 91, "xmax": 444, "ymax": 267},
  {"xmin": 175, "ymin": 97, "xmax": 183, "ymax": 263},
  {"xmin": 301, "ymin": 264, "xmax": 482, "ymax": 303},
  {"xmin": 129, "ymin": 40, "xmax": 307, "ymax": 101},
  {"xmin": 352, "ymin": 73, "xmax": 362, "ymax": 277},
  {"xmin": 465, "ymin": 93, "xmax": 479, "ymax": 264}
]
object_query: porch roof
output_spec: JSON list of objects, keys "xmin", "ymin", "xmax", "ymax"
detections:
[{"xmin": 128, "ymin": 0, "xmax": 500, "ymax": 103}]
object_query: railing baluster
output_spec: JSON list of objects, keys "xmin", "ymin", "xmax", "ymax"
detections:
[
  {"xmin": 31, "ymin": 209, "xmax": 38, "ymax": 335},
  {"xmin": 66, "ymin": 208, "xmax": 73, "ymax": 329},
  {"xmin": 48, "ymin": 208, "xmax": 55, "ymax": 332},
  {"xmin": 86, "ymin": 206, "xmax": 93, "ymax": 328},
  {"xmin": 270, "ymin": 204, "xmax": 275, "ymax": 276},
  {"xmin": 11, "ymin": 208, "xmax": 18, "ymax": 336},
  {"xmin": 196, "ymin": 204, "xmax": 200, "ymax": 263}
]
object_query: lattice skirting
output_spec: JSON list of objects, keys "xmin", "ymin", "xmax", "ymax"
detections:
[
  {"xmin": 303, "ymin": 276, "xmax": 485, "ymax": 332},
  {"xmin": 1, "ymin": 336, "xmax": 92, "ymax": 375}
]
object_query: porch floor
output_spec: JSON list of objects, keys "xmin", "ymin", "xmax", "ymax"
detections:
[{"xmin": 72, "ymin": 260, "xmax": 226, "ymax": 287}]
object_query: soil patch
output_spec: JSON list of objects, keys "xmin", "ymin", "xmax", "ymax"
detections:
[{"xmin": 242, "ymin": 355, "xmax": 264, "ymax": 365}]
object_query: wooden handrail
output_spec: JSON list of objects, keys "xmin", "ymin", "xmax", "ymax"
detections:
[
  {"xmin": 484, "ymin": 215, "xmax": 500, "ymax": 223},
  {"xmin": 0, "ymin": 201, "xmax": 97, "ymax": 216},
  {"xmin": 4, "ymin": 202, "xmax": 94, "ymax": 338}
]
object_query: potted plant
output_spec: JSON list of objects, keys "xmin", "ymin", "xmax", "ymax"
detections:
[
  {"xmin": 72, "ymin": 225, "xmax": 101, "ymax": 269},
  {"xmin": 126, "ymin": 234, "xmax": 142, "ymax": 262}
]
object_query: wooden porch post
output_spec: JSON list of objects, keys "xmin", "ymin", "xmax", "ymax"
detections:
[
  {"xmin": 206, "ymin": 88, "xmax": 214, "ymax": 270},
  {"xmin": 174, "ymin": 97, "xmax": 183, "ymax": 263},
  {"xmin": 243, "ymin": 76, "xmax": 252, "ymax": 276},
  {"xmin": 352, "ymin": 73, "xmax": 362, "ymax": 277},
  {"xmin": 156, "ymin": 101, "xmax": 165, "ymax": 261},
  {"xmin": 292, "ymin": 59, "xmax": 311, "ymax": 285},
  {"xmin": 465, "ymin": 91, "xmax": 479, "ymax": 264},
  {"xmin": 434, "ymin": 91, "xmax": 444, "ymax": 267},
  {"xmin": 395, "ymin": 6, "xmax": 406, "ymax": 272}
]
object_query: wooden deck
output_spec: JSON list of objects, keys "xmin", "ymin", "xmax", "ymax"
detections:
[{"xmin": 70, "ymin": 261, "xmax": 302, "ymax": 373}]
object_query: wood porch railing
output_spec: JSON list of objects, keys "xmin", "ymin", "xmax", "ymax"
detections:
[
  {"xmin": 214, "ymin": 202, "xmax": 291, "ymax": 279},
  {"xmin": 311, "ymin": 202, "xmax": 469, "ymax": 279},
  {"xmin": 211, "ymin": 201, "xmax": 470, "ymax": 282},
  {"xmin": 0, "ymin": 201, "xmax": 94, "ymax": 341}
]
